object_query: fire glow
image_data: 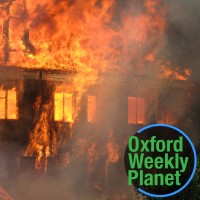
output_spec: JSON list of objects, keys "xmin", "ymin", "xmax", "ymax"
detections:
[
  {"xmin": 0, "ymin": 0, "xmax": 167, "ymax": 72},
  {"xmin": 0, "ymin": 0, "xmax": 191, "ymax": 175},
  {"xmin": 0, "ymin": 87, "xmax": 17, "ymax": 120}
]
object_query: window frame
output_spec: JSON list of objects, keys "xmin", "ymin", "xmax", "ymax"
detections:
[
  {"xmin": 128, "ymin": 96, "xmax": 146, "ymax": 125},
  {"xmin": 0, "ymin": 88, "xmax": 18, "ymax": 120},
  {"xmin": 156, "ymin": 104, "xmax": 176, "ymax": 125},
  {"xmin": 54, "ymin": 92, "xmax": 74, "ymax": 123}
]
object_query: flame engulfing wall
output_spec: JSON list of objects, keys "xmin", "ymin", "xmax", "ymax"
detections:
[
  {"xmin": 0, "ymin": 0, "xmax": 191, "ymax": 128},
  {"xmin": 0, "ymin": 0, "xmax": 166, "ymax": 71},
  {"xmin": 0, "ymin": 0, "xmax": 188, "ymax": 79}
]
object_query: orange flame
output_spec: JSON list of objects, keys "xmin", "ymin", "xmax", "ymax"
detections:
[
  {"xmin": 24, "ymin": 96, "xmax": 52, "ymax": 172},
  {"xmin": 0, "ymin": 0, "xmax": 191, "ymax": 173},
  {"xmin": 106, "ymin": 130, "xmax": 119, "ymax": 163},
  {"xmin": 87, "ymin": 142, "xmax": 98, "ymax": 176},
  {"xmin": 161, "ymin": 64, "xmax": 191, "ymax": 81},
  {"xmin": 0, "ymin": 0, "xmax": 167, "ymax": 75}
]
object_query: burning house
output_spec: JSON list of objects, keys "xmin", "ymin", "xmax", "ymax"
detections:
[
  {"xmin": 0, "ymin": 0, "xmax": 199, "ymax": 199},
  {"xmin": 0, "ymin": 66, "xmax": 195, "ymax": 199}
]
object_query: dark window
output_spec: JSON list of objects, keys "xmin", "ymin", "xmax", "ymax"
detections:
[{"xmin": 157, "ymin": 105, "xmax": 175, "ymax": 125}]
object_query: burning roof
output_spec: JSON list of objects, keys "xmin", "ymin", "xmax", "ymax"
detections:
[{"xmin": 0, "ymin": 0, "xmax": 164, "ymax": 72}]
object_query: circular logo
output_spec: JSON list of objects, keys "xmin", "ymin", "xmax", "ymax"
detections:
[{"xmin": 124, "ymin": 124, "xmax": 197, "ymax": 198}]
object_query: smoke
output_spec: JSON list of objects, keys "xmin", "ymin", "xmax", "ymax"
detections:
[
  {"xmin": 164, "ymin": 0, "xmax": 200, "ymax": 81},
  {"xmin": 163, "ymin": 0, "xmax": 200, "ymax": 143}
]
